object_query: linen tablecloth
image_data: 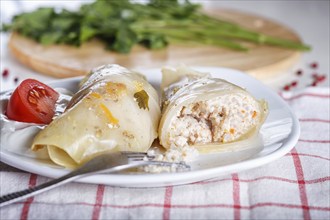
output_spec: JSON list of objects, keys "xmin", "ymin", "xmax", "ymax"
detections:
[{"xmin": 0, "ymin": 87, "xmax": 329, "ymax": 220}]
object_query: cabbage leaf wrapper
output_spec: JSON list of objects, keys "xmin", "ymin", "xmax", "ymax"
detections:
[
  {"xmin": 32, "ymin": 64, "xmax": 160, "ymax": 168},
  {"xmin": 159, "ymin": 66, "xmax": 268, "ymax": 154}
]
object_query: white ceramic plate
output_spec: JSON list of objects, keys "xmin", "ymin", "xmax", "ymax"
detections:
[{"xmin": 0, "ymin": 67, "xmax": 300, "ymax": 187}]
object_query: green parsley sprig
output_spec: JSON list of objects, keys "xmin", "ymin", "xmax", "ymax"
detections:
[{"xmin": 2, "ymin": 0, "xmax": 311, "ymax": 53}]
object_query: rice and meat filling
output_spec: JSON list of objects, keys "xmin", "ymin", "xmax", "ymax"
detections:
[
  {"xmin": 168, "ymin": 93, "xmax": 261, "ymax": 148},
  {"xmin": 158, "ymin": 66, "xmax": 268, "ymax": 164}
]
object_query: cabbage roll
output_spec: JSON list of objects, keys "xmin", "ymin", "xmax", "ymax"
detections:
[
  {"xmin": 159, "ymin": 66, "xmax": 268, "ymax": 154},
  {"xmin": 32, "ymin": 64, "xmax": 160, "ymax": 168}
]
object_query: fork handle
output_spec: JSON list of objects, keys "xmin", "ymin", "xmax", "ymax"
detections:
[
  {"xmin": 0, "ymin": 172, "xmax": 80, "ymax": 207},
  {"xmin": 0, "ymin": 162, "xmax": 144, "ymax": 207}
]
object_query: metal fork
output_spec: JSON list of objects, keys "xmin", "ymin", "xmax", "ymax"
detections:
[{"xmin": 0, "ymin": 151, "xmax": 190, "ymax": 207}]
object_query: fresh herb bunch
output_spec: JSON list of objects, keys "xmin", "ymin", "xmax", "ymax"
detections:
[{"xmin": 2, "ymin": 0, "xmax": 310, "ymax": 53}]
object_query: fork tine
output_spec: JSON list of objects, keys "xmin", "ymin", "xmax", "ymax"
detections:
[
  {"xmin": 121, "ymin": 151, "xmax": 156, "ymax": 160},
  {"xmin": 120, "ymin": 151, "xmax": 148, "ymax": 157},
  {"xmin": 120, "ymin": 151, "xmax": 190, "ymax": 171},
  {"xmin": 121, "ymin": 151, "xmax": 147, "ymax": 155}
]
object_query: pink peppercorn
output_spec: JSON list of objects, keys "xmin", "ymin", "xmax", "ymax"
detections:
[
  {"xmin": 2, "ymin": 69, "xmax": 9, "ymax": 78},
  {"xmin": 310, "ymin": 62, "xmax": 318, "ymax": 69},
  {"xmin": 291, "ymin": 81, "xmax": 298, "ymax": 87},
  {"xmin": 317, "ymin": 75, "xmax": 326, "ymax": 82},
  {"xmin": 283, "ymin": 84, "xmax": 291, "ymax": 91}
]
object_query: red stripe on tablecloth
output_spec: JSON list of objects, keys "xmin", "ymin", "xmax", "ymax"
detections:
[
  {"xmin": 197, "ymin": 176, "xmax": 330, "ymax": 185},
  {"xmin": 19, "ymin": 201, "xmax": 330, "ymax": 211},
  {"xmin": 291, "ymin": 148, "xmax": 311, "ymax": 220},
  {"xmin": 299, "ymin": 139, "xmax": 330, "ymax": 143},
  {"xmin": 299, "ymin": 118, "xmax": 330, "ymax": 123},
  {"xmin": 92, "ymin": 184, "xmax": 105, "ymax": 220},
  {"xmin": 282, "ymin": 93, "xmax": 330, "ymax": 101},
  {"xmin": 170, "ymin": 203, "xmax": 329, "ymax": 211},
  {"xmin": 232, "ymin": 174, "xmax": 241, "ymax": 220},
  {"xmin": 20, "ymin": 174, "xmax": 37, "ymax": 220},
  {"xmin": 241, "ymin": 176, "xmax": 330, "ymax": 184},
  {"xmin": 287, "ymin": 152, "xmax": 330, "ymax": 161},
  {"xmin": 163, "ymin": 186, "xmax": 173, "ymax": 220}
]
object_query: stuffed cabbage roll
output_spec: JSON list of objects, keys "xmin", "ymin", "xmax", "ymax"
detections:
[
  {"xmin": 159, "ymin": 66, "xmax": 268, "ymax": 154},
  {"xmin": 32, "ymin": 64, "xmax": 160, "ymax": 168}
]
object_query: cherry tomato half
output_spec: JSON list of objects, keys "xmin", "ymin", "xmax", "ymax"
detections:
[{"xmin": 6, "ymin": 79, "xmax": 59, "ymax": 124}]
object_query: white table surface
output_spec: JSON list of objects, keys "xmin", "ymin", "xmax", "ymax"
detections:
[{"xmin": 1, "ymin": 0, "xmax": 329, "ymax": 91}]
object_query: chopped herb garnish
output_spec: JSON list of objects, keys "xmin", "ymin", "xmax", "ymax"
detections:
[
  {"xmin": 1, "ymin": 0, "xmax": 311, "ymax": 53},
  {"xmin": 134, "ymin": 90, "xmax": 149, "ymax": 110}
]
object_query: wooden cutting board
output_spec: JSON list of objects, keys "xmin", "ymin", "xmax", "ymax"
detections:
[{"xmin": 8, "ymin": 9, "xmax": 302, "ymax": 80}]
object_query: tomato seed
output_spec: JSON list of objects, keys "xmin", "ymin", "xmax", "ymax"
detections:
[
  {"xmin": 32, "ymin": 89, "xmax": 40, "ymax": 98},
  {"xmin": 28, "ymin": 96, "xmax": 37, "ymax": 104},
  {"xmin": 32, "ymin": 87, "xmax": 48, "ymax": 97}
]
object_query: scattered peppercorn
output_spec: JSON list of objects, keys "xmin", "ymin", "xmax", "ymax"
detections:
[
  {"xmin": 14, "ymin": 77, "xmax": 19, "ymax": 83},
  {"xmin": 283, "ymin": 62, "xmax": 327, "ymax": 91},
  {"xmin": 311, "ymin": 81, "xmax": 318, "ymax": 86},
  {"xmin": 311, "ymin": 73, "xmax": 326, "ymax": 84},
  {"xmin": 283, "ymin": 84, "xmax": 291, "ymax": 91},
  {"xmin": 316, "ymin": 75, "xmax": 326, "ymax": 82},
  {"xmin": 2, "ymin": 69, "xmax": 9, "ymax": 78},
  {"xmin": 310, "ymin": 62, "xmax": 318, "ymax": 69},
  {"xmin": 291, "ymin": 81, "xmax": 298, "ymax": 87}
]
